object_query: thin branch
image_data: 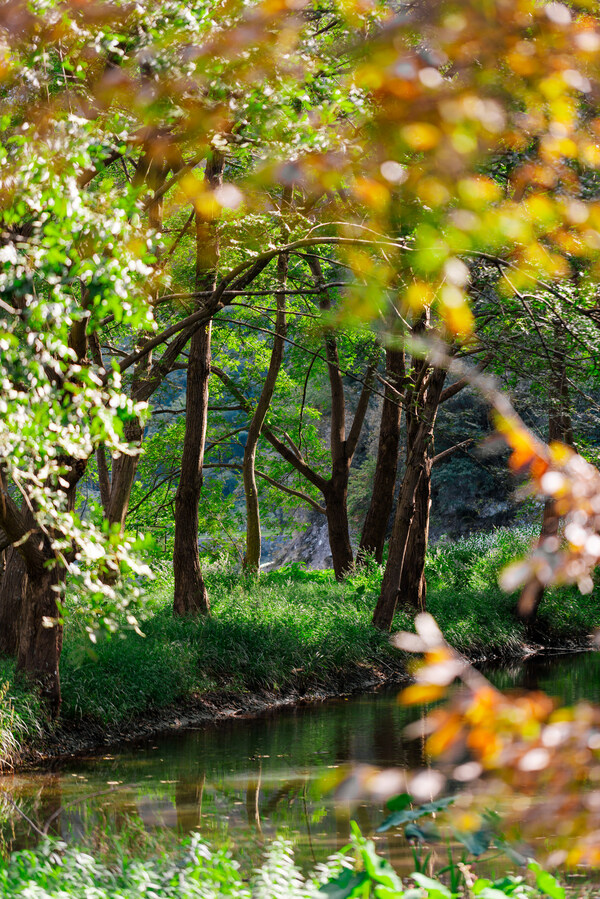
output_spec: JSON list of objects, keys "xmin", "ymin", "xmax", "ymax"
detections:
[
  {"xmin": 203, "ymin": 463, "xmax": 326, "ymax": 514},
  {"xmin": 432, "ymin": 438, "xmax": 474, "ymax": 467}
]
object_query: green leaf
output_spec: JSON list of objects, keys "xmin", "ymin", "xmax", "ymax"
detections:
[
  {"xmin": 386, "ymin": 793, "xmax": 412, "ymax": 812},
  {"xmin": 477, "ymin": 889, "xmax": 519, "ymax": 899},
  {"xmin": 493, "ymin": 839, "xmax": 529, "ymax": 867},
  {"xmin": 411, "ymin": 873, "xmax": 453, "ymax": 898},
  {"xmin": 453, "ymin": 827, "xmax": 492, "ymax": 857},
  {"xmin": 319, "ymin": 869, "xmax": 370, "ymax": 898},
  {"xmin": 404, "ymin": 822, "xmax": 441, "ymax": 843},
  {"xmin": 377, "ymin": 797, "xmax": 454, "ymax": 833},
  {"xmin": 360, "ymin": 843, "xmax": 404, "ymax": 891},
  {"xmin": 528, "ymin": 863, "xmax": 565, "ymax": 899}
]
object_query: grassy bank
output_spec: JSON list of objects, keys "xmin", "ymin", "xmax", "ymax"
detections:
[{"xmin": 2, "ymin": 526, "xmax": 599, "ymax": 762}]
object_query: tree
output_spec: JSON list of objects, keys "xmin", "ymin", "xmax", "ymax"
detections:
[
  {"xmin": 358, "ymin": 345, "xmax": 405, "ymax": 565},
  {"xmin": 172, "ymin": 152, "xmax": 224, "ymax": 617},
  {"xmin": 241, "ymin": 188, "xmax": 291, "ymax": 574}
]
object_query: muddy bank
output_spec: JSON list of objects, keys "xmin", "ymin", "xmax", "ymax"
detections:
[
  {"xmin": 9, "ymin": 634, "xmax": 596, "ymax": 773},
  {"xmin": 12, "ymin": 659, "xmax": 408, "ymax": 772}
]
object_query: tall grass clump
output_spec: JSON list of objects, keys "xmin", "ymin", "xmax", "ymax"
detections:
[
  {"xmin": 425, "ymin": 525, "xmax": 600, "ymax": 656},
  {"xmin": 0, "ymin": 660, "xmax": 44, "ymax": 768},
  {"xmin": 59, "ymin": 559, "xmax": 396, "ymax": 724}
]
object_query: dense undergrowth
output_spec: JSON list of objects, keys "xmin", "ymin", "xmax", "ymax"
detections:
[
  {"xmin": 1, "ymin": 526, "xmax": 599, "ymax": 759},
  {"xmin": 0, "ymin": 823, "xmax": 567, "ymax": 899}
]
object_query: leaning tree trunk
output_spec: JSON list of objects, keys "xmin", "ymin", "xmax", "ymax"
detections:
[
  {"xmin": 372, "ymin": 367, "xmax": 446, "ymax": 631},
  {"xmin": 172, "ymin": 152, "xmax": 224, "ymax": 616},
  {"xmin": 398, "ymin": 456, "xmax": 431, "ymax": 611},
  {"xmin": 106, "ymin": 418, "xmax": 144, "ymax": 530},
  {"xmin": 359, "ymin": 347, "xmax": 405, "ymax": 564}
]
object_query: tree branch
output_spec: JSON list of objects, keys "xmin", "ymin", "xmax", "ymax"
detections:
[
  {"xmin": 211, "ymin": 365, "xmax": 328, "ymax": 492},
  {"xmin": 432, "ymin": 439, "xmax": 474, "ymax": 467},
  {"xmin": 346, "ymin": 360, "xmax": 377, "ymax": 460},
  {"xmin": 203, "ymin": 463, "xmax": 326, "ymax": 514}
]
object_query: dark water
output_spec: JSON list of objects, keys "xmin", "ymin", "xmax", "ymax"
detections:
[{"xmin": 1, "ymin": 650, "xmax": 599, "ymax": 868}]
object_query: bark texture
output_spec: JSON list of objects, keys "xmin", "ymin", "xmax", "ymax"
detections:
[
  {"xmin": 0, "ymin": 462, "xmax": 85, "ymax": 713},
  {"xmin": 173, "ymin": 322, "xmax": 212, "ymax": 616},
  {"xmin": 0, "ymin": 546, "xmax": 27, "ymax": 658},
  {"xmin": 17, "ymin": 561, "xmax": 63, "ymax": 717},
  {"xmin": 359, "ymin": 347, "xmax": 405, "ymax": 564},
  {"xmin": 372, "ymin": 365, "xmax": 446, "ymax": 631},
  {"xmin": 398, "ymin": 459, "xmax": 431, "ymax": 610}
]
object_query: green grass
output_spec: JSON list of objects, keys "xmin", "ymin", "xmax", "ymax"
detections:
[
  {"xmin": 426, "ymin": 526, "xmax": 600, "ymax": 656},
  {"xmin": 0, "ymin": 659, "xmax": 44, "ymax": 766},
  {"xmin": 0, "ymin": 832, "xmax": 345, "ymax": 898},
  {"xmin": 58, "ymin": 560, "xmax": 395, "ymax": 724},
  {"xmin": 3, "ymin": 526, "xmax": 600, "ymax": 757}
]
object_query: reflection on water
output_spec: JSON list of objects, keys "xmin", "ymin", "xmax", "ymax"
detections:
[{"xmin": 1, "ymin": 650, "xmax": 598, "ymax": 869}]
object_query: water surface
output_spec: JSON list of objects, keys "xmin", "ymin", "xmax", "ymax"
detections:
[{"xmin": 2, "ymin": 650, "xmax": 599, "ymax": 868}]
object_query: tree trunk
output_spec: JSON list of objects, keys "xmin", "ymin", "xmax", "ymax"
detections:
[
  {"xmin": 398, "ymin": 456, "xmax": 431, "ymax": 610},
  {"xmin": 172, "ymin": 152, "xmax": 224, "ymax": 616},
  {"xmin": 173, "ymin": 321, "xmax": 212, "ymax": 616},
  {"xmin": 96, "ymin": 444, "xmax": 112, "ymax": 513},
  {"xmin": 324, "ymin": 471, "xmax": 355, "ymax": 580},
  {"xmin": 243, "ymin": 215, "xmax": 289, "ymax": 573},
  {"xmin": 0, "ymin": 546, "xmax": 27, "ymax": 657},
  {"xmin": 106, "ymin": 419, "xmax": 144, "ymax": 530},
  {"xmin": 518, "ymin": 324, "xmax": 572, "ymax": 627},
  {"xmin": 517, "ymin": 498, "xmax": 559, "ymax": 627},
  {"xmin": 17, "ymin": 559, "xmax": 62, "ymax": 716},
  {"xmin": 372, "ymin": 367, "xmax": 446, "ymax": 631},
  {"xmin": 358, "ymin": 347, "xmax": 405, "ymax": 564}
]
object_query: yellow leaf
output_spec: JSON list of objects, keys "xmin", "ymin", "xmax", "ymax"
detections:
[
  {"xmin": 457, "ymin": 176, "xmax": 502, "ymax": 209},
  {"xmin": 582, "ymin": 142, "xmax": 600, "ymax": 168},
  {"xmin": 401, "ymin": 123, "xmax": 441, "ymax": 151},
  {"xmin": 352, "ymin": 177, "xmax": 389, "ymax": 210},
  {"xmin": 417, "ymin": 177, "xmax": 450, "ymax": 207},
  {"xmin": 426, "ymin": 714, "xmax": 462, "ymax": 756},
  {"xmin": 440, "ymin": 287, "xmax": 473, "ymax": 336},
  {"xmin": 400, "ymin": 684, "xmax": 446, "ymax": 705},
  {"xmin": 404, "ymin": 281, "xmax": 434, "ymax": 311}
]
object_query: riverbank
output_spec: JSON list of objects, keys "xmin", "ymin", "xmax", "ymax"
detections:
[{"xmin": 2, "ymin": 527, "xmax": 599, "ymax": 770}]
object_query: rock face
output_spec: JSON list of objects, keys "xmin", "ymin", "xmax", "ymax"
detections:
[{"xmin": 264, "ymin": 516, "xmax": 332, "ymax": 570}]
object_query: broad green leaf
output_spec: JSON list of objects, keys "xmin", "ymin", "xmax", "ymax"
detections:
[
  {"xmin": 528, "ymin": 863, "xmax": 565, "ymax": 899},
  {"xmin": 319, "ymin": 870, "xmax": 370, "ymax": 899}
]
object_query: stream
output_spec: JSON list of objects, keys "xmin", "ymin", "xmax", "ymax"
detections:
[{"xmin": 2, "ymin": 650, "xmax": 599, "ymax": 869}]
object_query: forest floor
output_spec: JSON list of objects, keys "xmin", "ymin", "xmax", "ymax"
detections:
[{"xmin": 2, "ymin": 526, "xmax": 599, "ymax": 770}]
